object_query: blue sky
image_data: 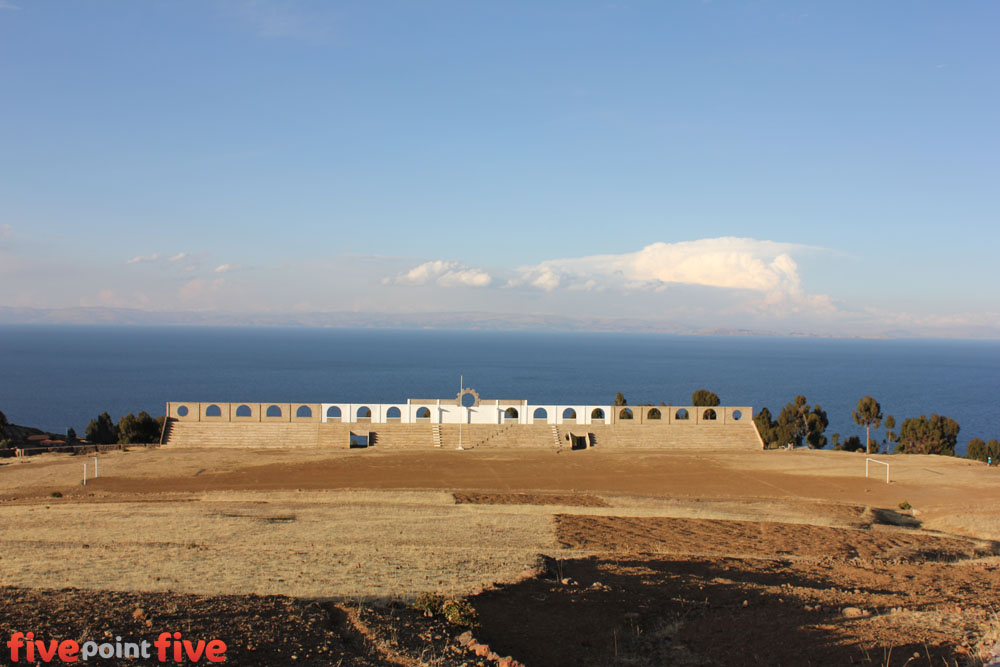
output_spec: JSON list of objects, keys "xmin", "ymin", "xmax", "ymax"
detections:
[{"xmin": 1, "ymin": 1, "xmax": 997, "ymax": 336}]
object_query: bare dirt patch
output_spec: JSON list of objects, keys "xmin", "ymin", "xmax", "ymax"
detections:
[
  {"xmin": 453, "ymin": 491, "xmax": 609, "ymax": 507},
  {"xmin": 472, "ymin": 553, "xmax": 1000, "ymax": 667},
  {"xmin": 555, "ymin": 515, "xmax": 996, "ymax": 562}
]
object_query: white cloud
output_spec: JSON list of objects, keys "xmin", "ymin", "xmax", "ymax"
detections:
[
  {"xmin": 125, "ymin": 253, "xmax": 160, "ymax": 265},
  {"xmin": 213, "ymin": 263, "xmax": 245, "ymax": 274},
  {"xmin": 168, "ymin": 252, "xmax": 188, "ymax": 263},
  {"xmin": 0, "ymin": 1, "xmax": 20, "ymax": 10},
  {"xmin": 511, "ymin": 238, "xmax": 817, "ymax": 296},
  {"xmin": 390, "ymin": 260, "xmax": 493, "ymax": 288}
]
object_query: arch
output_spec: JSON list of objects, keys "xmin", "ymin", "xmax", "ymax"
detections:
[
  {"xmin": 619, "ymin": 407, "xmax": 633, "ymax": 420},
  {"xmin": 702, "ymin": 408, "xmax": 717, "ymax": 421},
  {"xmin": 732, "ymin": 409, "xmax": 743, "ymax": 421},
  {"xmin": 562, "ymin": 408, "xmax": 577, "ymax": 420},
  {"xmin": 386, "ymin": 406, "xmax": 401, "ymax": 419},
  {"xmin": 675, "ymin": 408, "xmax": 689, "ymax": 420},
  {"xmin": 357, "ymin": 406, "xmax": 372, "ymax": 419},
  {"xmin": 591, "ymin": 408, "xmax": 605, "ymax": 420},
  {"xmin": 176, "ymin": 405, "xmax": 189, "ymax": 417},
  {"xmin": 296, "ymin": 405, "xmax": 312, "ymax": 418},
  {"xmin": 416, "ymin": 407, "xmax": 431, "ymax": 419},
  {"xmin": 647, "ymin": 407, "xmax": 662, "ymax": 420},
  {"xmin": 266, "ymin": 404, "xmax": 282, "ymax": 418},
  {"xmin": 533, "ymin": 407, "xmax": 548, "ymax": 420},
  {"xmin": 326, "ymin": 406, "xmax": 341, "ymax": 419},
  {"xmin": 205, "ymin": 404, "xmax": 222, "ymax": 417},
  {"xmin": 504, "ymin": 407, "xmax": 519, "ymax": 419},
  {"xmin": 235, "ymin": 404, "xmax": 252, "ymax": 417}
]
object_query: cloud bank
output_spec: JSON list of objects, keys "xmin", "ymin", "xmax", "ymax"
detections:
[
  {"xmin": 389, "ymin": 260, "xmax": 493, "ymax": 288},
  {"xmin": 510, "ymin": 238, "xmax": 812, "ymax": 295}
]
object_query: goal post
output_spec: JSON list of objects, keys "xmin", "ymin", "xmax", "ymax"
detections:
[{"xmin": 866, "ymin": 457, "xmax": 889, "ymax": 484}]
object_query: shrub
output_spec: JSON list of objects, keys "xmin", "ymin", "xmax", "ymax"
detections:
[
  {"xmin": 899, "ymin": 500, "xmax": 912, "ymax": 511},
  {"xmin": 412, "ymin": 592, "xmax": 478, "ymax": 627}
]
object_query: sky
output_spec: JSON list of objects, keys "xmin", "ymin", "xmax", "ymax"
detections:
[{"xmin": 1, "ymin": 1, "xmax": 998, "ymax": 337}]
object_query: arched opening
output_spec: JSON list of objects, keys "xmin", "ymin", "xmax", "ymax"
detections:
[
  {"xmin": 619, "ymin": 407, "xmax": 633, "ymax": 420},
  {"xmin": 416, "ymin": 407, "xmax": 431, "ymax": 420},
  {"xmin": 732, "ymin": 410, "xmax": 743, "ymax": 421},
  {"xmin": 533, "ymin": 407, "xmax": 547, "ymax": 421},
  {"xmin": 647, "ymin": 408, "xmax": 662, "ymax": 420},
  {"xmin": 176, "ymin": 405, "xmax": 189, "ymax": 417},
  {"xmin": 702, "ymin": 408, "xmax": 717, "ymax": 421},
  {"xmin": 357, "ymin": 406, "xmax": 372, "ymax": 420},
  {"xmin": 675, "ymin": 408, "xmax": 689, "ymax": 421},
  {"xmin": 235, "ymin": 404, "xmax": 252, "ymax": 418},
  {"xmin": 504, "ymin": 407, "xmax": 519, "ymax": 421},
  {"xmin": 205, "ymin": 404, "xmax": 222, "ymax": 417},
  {"xmin": 266, "ymin": 405, "xmax": 282, "ymax": 418},
  {"xmin": 591, "ymin": 408, "xmax": 605, "ymax": 422},
  {"xmin": 562, "ymin": 408, "xmax": 577, "ymax": 421},
  {"xmin": 386, "ymin": 406, "xmax": 401, "ymax": 421},
  {"xmin": 296, "ymin": 405, "xmax": 312, "ymax": 419},
  {"xmin": 326, "ymin": 406, "xmax": 341, "ymax": 419},
  {"xmin": 460, "ymin": 392, "xmax": 477, "ymax": 408}
]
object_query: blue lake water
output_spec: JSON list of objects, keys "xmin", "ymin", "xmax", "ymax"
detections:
[{"xmin": 1, "ymin": 325, "xmax": 997, "ymax": 454}]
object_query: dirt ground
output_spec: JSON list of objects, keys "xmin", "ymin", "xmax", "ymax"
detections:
[{"xmin": 2, "ymin": 446, "xmax": 1000, "ymax": 666}]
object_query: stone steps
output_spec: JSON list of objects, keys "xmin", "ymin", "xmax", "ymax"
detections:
[{"xmin": 163, "ymin": 420, "xmax": 762, "ymax": 451}]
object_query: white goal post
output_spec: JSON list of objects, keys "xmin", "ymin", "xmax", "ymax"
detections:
[{"xmin": 866, "ymin": 457, "xmax": 889, "ymax": 484}]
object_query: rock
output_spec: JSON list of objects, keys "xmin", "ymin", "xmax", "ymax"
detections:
[
  {"xmin": 131, "ymin": 608, "xmax": 145, "ymax": 619},
  {"xmin": 742, "ymin": 600, "xmax": 749, "ymax": 607},
  {"xmin": 561, "ymin": 578, "xmax": 571, "ymax": 585},
  {"xmin": 842, "ymin": 607, "xmax": 865, "ymax": 618},
  {"xmin": 498, "ymin": 658, "xmax": 513, "ymax": 667},
  {"xmin": 488, "ymin": 652, "xmax": 500, "ymax": 661},
  {"xmin": 474, "ymin": 644, "xmax": 491, "ymax": 657},
  {"xmin": 457, "ymin": 631, "xmax": 474, "ymax": 647}
]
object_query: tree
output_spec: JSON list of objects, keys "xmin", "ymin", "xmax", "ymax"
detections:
[
  {"xmin": 776, "ymin": 395, "xmax": 828, "ymax": 448},
  {"xmin": 118, "ymin": 411, "xmax": 161, "ymax": 444},
  {"xmin": 613, "ymin": 393, "xmax": 627, "ymax": 406},
  {"xmin": 967, "ymin": 438, "xmax": 1000, "ymax": 463},
  {"xmin": 883, "ymin": 415, "xmax": 897, "ymax": 450},
  {"xmin": 85, "ymin": 412, "xmax": 118, "ymax": 445},
  {"xmin": 753, "ymin": 407, "xmax": 778, "ymax": 448},
  {"xmin": 0, "ymin": 409, "xmax": 8, "ymax": 441},
  {"xmin": 852, "ymin": 396, "xmax": 884, "ymax": 454},
  {"xmin": 967, "ymin": 438, "xmax": 987, "ymax": 461},
  {"xmin": 896, "ymin": 414, "xmax": 959, "ymax": 456},
  {"xmin": 66, "ymin": 427, "xmax": 77, "ymax": 442},
  {"xmin": 841, "ymin": 435, "xmax": 865, "ymax": 452},
  {"xmin": 691, "ymin": 389, "xmax": 720, "ymax": 407}
]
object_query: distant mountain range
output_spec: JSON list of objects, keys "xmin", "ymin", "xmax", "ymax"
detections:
[
  {"xmin": 0, "ymin": 306, "xmax": 811, "ymax": 336},
  {"xmin": 1, "ymin": 305, "xmax": 987, "ymax": 338}
]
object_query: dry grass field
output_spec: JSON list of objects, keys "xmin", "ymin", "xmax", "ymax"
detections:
[{"xmin": 2, "ymin": 446, "xmax": 1000, "ymax": 666}]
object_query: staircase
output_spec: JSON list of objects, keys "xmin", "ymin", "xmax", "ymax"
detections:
[
  {"xmin": 432, "ymin": 424, "xmax": 442, "ymax": 448},
  {"xmin": 551, "ymin": 425, "xmax": 561, "ymax": 448}
]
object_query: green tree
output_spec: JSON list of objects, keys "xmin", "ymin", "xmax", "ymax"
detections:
[
  {"xmin": 852, "ymin": 396, "xmax": 884, "ymax": 454},
  {"xmin": 85, "ymin": 412, "xmax": 118, "ymax": 445},
  {"xmin": 753, "ymin": 407, "xmax": 778, "ymax": 448},
  {"xmin": 841, "ymin": 435, "xmax": 864, "ymax": 452},
  {"xmin": 0, "ymin": 409, "xmax": 9, "ymax": 441},
  {"xmin": 613, "ymin": 393, "xmax": 627, "ymax": 406},
  {"xmin": 896, "ymin": 414, "xmax": 959, "ymax": 456},
  {"xmin": 967, "ymin": 438, "xmax": 1000, "ymax": 463},
  {"xmin": 776, "ymin": 395, "xmax": 828, "ymax": 448},
  {"xmin": 883, "ymin": 415, "xmax": 897, "ymax": 450},
  {"xmin": 967, "ymin": 438, "xmax": 987, "ymax": 461},
  {"xmin": 691, "ymin": 389, "xmax": 720, "ymax": 407},
  {"xmin": 118, "ymin": 411, "xmax": 161, "ymax": 444},
  {"xmin": 66, "ymin": 427, "xmax": 77, "ymax": 442}
]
